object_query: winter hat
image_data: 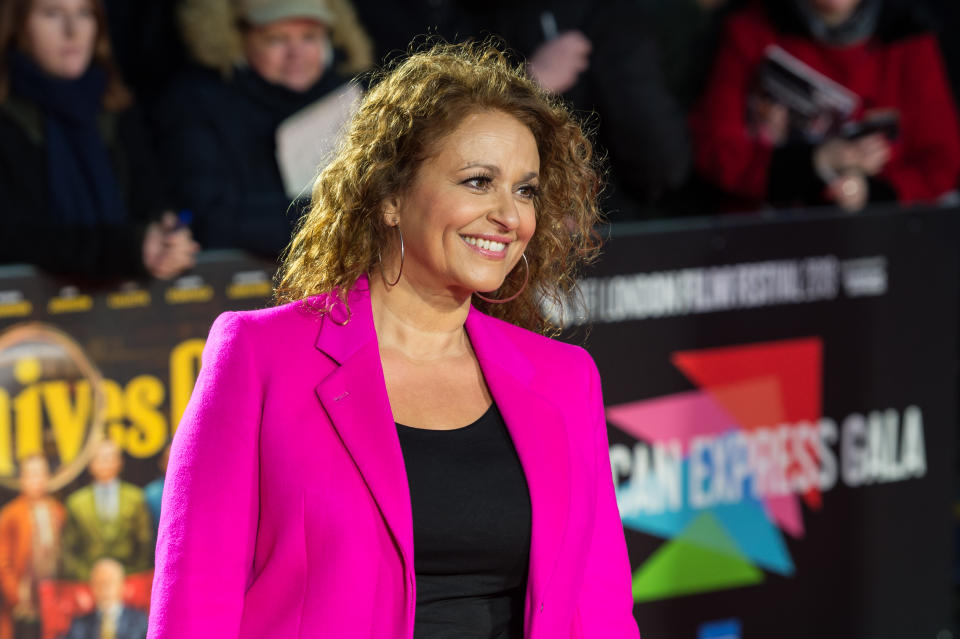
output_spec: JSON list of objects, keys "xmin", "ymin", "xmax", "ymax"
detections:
[{"xmin": 238, "ymin": 0, "xmax": 336, "ymax": 26}]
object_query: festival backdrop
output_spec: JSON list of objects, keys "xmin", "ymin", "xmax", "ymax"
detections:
[
  {"xmin": 570, "ymin": 205, "xmax": 958, "ymax": 638},
  {"xmin": 0, "ymin": 206, "xmax": 955, "ymax": 638}
]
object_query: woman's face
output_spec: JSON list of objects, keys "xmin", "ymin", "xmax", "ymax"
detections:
[
  {"xmin": 23, "ymin": 0, "xmax": 97, "ymax": 79},
  {"xmin": 808, "ymin": 0, "xmax": 862, "ymax": 22},
  {"xmin": 385, "ymin": 109, "xmax": 540, "ymax": 298},
  {"xmin": 243, "ymin": 18, "xmax": 329, "ymax": 92}
]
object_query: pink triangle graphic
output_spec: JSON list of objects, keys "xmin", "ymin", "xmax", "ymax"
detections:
[
  {"xmin": 763, "ymin": 494, "xmax": 805, "ymax": 539},
  {"xmin": 606, "ymin": 390, "xmax": 739, "ymax": 457}
]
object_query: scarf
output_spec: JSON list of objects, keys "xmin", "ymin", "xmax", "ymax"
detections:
[
  {"xmin": 231, "ymin": 47, "xmax": 346, "ymax": 128},
  {"xmin": 794, "ymin": 0, "xmax": 883, "ymax": 46},
  {"xmin": 9, "ymin": 51, "xmax": 126, "ymax": 227}
]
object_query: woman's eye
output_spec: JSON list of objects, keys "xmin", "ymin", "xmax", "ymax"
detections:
[
  {"xmin": 464, "ymin": 176, "xmax": 492, "ymax": 190},
  {"xmin": 518, "ymin": 185, "xmax": 539, "ymax": 199}
]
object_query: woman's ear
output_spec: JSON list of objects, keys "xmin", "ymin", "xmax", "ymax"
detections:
[{"xmin": 382, "ymin": 197, "xmax": 401, "ymax": 227}]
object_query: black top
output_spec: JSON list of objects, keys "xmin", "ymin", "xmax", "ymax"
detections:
[{"xmin": 396, "ymin": 403, "xmax": 531, "ymax": 639}]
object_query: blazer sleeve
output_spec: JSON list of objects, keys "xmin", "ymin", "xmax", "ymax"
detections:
[
  {"xmin": 574, "ymin": 351, "xmax": 641, "ymax": 638},
  {"xmin": 148, "ymin": 312, "xmax": 262, "ymax": 637}
]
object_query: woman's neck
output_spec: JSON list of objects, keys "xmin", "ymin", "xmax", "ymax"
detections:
[{"xmin": 369, "ymin": 270, "xmax": 473, "ymax": 362}]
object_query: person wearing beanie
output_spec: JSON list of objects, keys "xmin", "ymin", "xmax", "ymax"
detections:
[{"xmin": 152, "ymin": 0, "xmax": 373, "ymax": 258}]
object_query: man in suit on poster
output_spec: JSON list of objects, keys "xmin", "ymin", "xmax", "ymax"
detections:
[
  {"xmin": 62, "ymin": 440, "xmax": 153, "ymax": 581},
  {"xmin": 63, "ymin": 558, "xmax": 148, "ymax": 639}
]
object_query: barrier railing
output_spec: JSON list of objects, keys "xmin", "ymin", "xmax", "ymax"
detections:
[{"xmin": 0, "ymin": 204, "xmax": 956, "ymax": 637}]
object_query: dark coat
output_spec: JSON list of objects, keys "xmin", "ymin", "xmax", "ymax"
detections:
[
  {"xmin": 152, "ymin": 64, "xmax": 352, "ymax": 258},
  {"xmin": 0, "ymin": 97, "xmax": 170, "ymax": 279},
  {"xmin": 62, "ymin": 607, "xmax": 148, "ymax": 639},
  {"xmin": 920, "ymin": 0, "xmax": 960, "ymax": 107}
]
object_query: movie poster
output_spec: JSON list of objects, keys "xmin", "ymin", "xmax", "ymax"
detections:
[{"xmin": 0, "ymin": 254, "xmax": 274, "ymax": 639}]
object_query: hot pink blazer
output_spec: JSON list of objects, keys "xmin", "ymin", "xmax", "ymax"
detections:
[{"xmin": 148, "ymin": 276, "xmax": 640, "ymax": 638}]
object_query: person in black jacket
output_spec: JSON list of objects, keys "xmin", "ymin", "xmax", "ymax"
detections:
[
  {"xmin": 153, "ymin": 0, "xmax": 373, "ymax": 259},
  {"xmin": 920, "ymin": 0, "xmax": 960, "ymax": 108},
  {"xmin": 351, "ymin": 0, "xmax": 692, "ymax": 220},
  {"xmin": 0, "ymin": 0, "xmax": 198, "ymax": 280}
]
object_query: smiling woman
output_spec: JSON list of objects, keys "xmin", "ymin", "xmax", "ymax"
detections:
[
  {"xmin": 149, "ymin": 41, "xmax": 641, "ymax": 639},
  {"xmin": 276, "ymin": 40, "xmax": 603, "ymax": 335}
]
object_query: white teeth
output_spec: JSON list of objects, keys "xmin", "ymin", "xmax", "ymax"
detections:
[{"xmin": 462, "ymin": 236, "xmax": 506, "ymax": 252}]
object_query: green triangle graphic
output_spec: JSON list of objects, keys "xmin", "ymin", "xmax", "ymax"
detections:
[
  {"xmin": 632, "ymin": 513, "xmax": 764, "ymax": 602},
  {"xmin": 678, "ymin": 511, "xmax": 747, "ymax": 556}
]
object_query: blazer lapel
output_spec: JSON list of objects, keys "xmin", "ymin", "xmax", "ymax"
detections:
[
  {"xmin": 313, "ymin": 283, "xmax": 414, "ymax": 576},
  {"xmin": 465, "ymin": 307, "xmax": 572, "ymax": 625}
]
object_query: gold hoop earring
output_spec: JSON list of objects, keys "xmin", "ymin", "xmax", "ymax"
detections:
[
  {"xmin": 474, "ymin": 253, "xmax": 529, "ymax": 304},
  {"xmin": 378, "ymin": 226, "xmax": 404, "ymax": 287}
]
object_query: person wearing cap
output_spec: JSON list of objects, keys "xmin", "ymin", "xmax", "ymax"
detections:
[{"xmin": 152, "ymin": 0, "xmax": 373, "ymax": 258}]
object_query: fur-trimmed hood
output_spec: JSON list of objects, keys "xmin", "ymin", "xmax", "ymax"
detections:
[{"xmin": 179, "ymin": 0, "xmax": 374, "ymax": 77}]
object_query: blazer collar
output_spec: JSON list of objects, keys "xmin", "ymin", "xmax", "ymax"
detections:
[
  {"xmin": 312, "ymin": 276, "xmax": 375, "ymax": 365},
  {"xmin": 313, "ymin": 276, "xmax": 571, "ymax": 623}
]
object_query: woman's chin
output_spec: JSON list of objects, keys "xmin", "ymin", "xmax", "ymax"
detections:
[
  {"xmin": 50, "ymin": 62, "xmax": 89, "ymax": 80},
  {"xmin": 470, "ymin": 278, "xmax": 511, "ymax": 297}
]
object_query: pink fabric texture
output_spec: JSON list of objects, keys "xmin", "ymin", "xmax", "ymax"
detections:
[{"xmin": 148, "ymin": 276, "xmax": 640, "ymax": 638}]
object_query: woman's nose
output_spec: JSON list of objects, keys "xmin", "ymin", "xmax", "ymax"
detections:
[{"xmin": 489, "ymin": 189, "xmax": 521, "ymax": 230}]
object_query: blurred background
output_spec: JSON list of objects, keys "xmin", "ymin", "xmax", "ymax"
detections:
[{"xmin": 0, "ymin": 0, "xmax": 959, "ymax": 637}]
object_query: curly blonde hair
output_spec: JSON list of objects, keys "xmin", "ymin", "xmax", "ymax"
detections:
[{"xmin": 274, "ymin": 40, "xmax": 603, "ymax": 335}]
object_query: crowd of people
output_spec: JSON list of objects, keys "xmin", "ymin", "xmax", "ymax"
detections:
[{"xmin": 1, "ymin": 0, "xmax": 959, "ymax": 281}]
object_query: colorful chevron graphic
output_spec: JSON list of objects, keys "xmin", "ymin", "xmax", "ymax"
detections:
[{"xmin": 609, "ymin": 337, "xmax": 823, "ymax": 601}]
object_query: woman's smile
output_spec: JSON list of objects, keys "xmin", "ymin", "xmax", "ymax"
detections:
[{"xmin": 460, "ymin": 234, "xmax": 511, "ymax": 258}]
